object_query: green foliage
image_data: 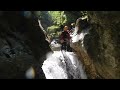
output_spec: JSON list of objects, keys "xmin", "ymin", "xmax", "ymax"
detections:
[
  {"xmin": 48, "ymin": 11, "xmax": 67, "ymax": 26},
  {"xmin": 46, "ymin": 11, "xmax": 67, "ymax": 39},
  {"xmin": 36, "ymin": 11, "xmax": 88, "ymax": 40},
  {"xmin": 47, "ymin": 25, "xmax": 62, "ymax": 39},
  {"xmin": 47, "ymin": 25, "xmax": 60, "ymax": 33}
]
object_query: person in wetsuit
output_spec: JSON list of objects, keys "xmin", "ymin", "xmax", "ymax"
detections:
[{"xmin": 60, "ymin": 26, "xmax": 72, "ymax": 52}]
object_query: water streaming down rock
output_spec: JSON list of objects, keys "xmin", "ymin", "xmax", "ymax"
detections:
[
  {"xmin": 42, "ymin": 51, "xmax": 68, "ymax": 79},
  {"xmin": 42, "ymin": 49, "xmax": 87, "ymax": 79},
  {"xmin": 61, "ymin": 50, "xmax": 87, "ymax": 79},
  {"xmin": 70, "ymin": 17, "xmax": 98, "ymax": 79}
]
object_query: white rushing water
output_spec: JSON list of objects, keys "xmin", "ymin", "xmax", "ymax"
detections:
[{"xmin": 42, "ymin": 50, "xmax": 87, "ymax": 79}]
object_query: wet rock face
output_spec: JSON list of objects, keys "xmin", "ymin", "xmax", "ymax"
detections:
[
  {"xmin": 0, "ymin": 11, "xmax": 51, "ymax": 79},
  {"xmin": 85, "ymin": 11, "xmax": 120, "ymax": 79},
  {"xmin": 71, "ymin": 11, "xmax": 120, "ymax": 79}
]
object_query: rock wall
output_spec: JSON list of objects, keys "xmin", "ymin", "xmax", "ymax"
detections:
[
  {"xmin": 72, "ymin": 11, "xmax": 120, "ymax": 79},
  {"xmin": 0, "ymin": 11, "xmax": 51, "ymax": 79}
]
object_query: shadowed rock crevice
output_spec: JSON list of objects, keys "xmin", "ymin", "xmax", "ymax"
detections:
[{"xmin": 0, "ymin": 11, "xmax": 52, "ymax": 79}]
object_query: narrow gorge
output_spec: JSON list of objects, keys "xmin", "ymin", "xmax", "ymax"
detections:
[{"xmin": 0, "ymin": 11, "xmax": 119, "ymax": 79}]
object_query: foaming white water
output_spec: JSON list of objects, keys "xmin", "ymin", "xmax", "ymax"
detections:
[
  {"xmin": 71, "ymin": 28, "xmax": 90, "ymax": 43},
  {"xmin": 42, "ymin": 52, "xmax": 68, "ymax": 79},
  {"xmin": 42, "ymin": 51, "xmax": 87, "ymax": 79}
]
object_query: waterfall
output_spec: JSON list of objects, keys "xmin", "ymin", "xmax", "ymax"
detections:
[{"xmin": 42, "ymin": 50, "xmax": 87, "ymax": 79}]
